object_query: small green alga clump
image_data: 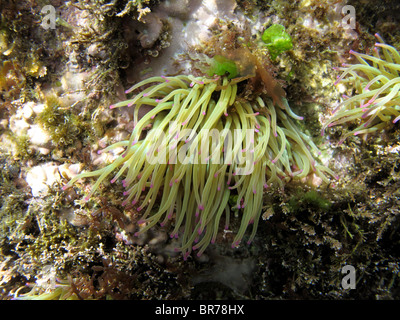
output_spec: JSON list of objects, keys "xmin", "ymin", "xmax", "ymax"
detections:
[
  {"xmin": 207, "ymin": 55, "xmax": 238, "ymax": 79},
  {"xmin": 262, "ymin": 24, "xmax": 293, "ymax": 60}
]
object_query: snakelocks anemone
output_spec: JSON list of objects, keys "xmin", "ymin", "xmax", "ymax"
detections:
[
  {"xmin": 322, "ymin": 34, "xmax": 400, "ymax": 143},
  {"xmin": 63, "ymin": 69, "xmax": 336, "ymax": 259}
]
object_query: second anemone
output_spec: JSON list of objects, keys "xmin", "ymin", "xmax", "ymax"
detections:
[{"xmin": 322, "ymin": 34, "xmax": 400, "ymax": 143}]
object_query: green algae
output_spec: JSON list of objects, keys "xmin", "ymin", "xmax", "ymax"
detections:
[
  {"xmin": 261, "ymin": 24, "xmax": 293, "ymax": 60},
  {"xmin": 207, "ymin": 55, "xmax": 239, "ymax": 79}
]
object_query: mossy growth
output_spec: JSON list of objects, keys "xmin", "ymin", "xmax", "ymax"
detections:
[
  {"xmin": 5, "ymin": 133, "xmax": 32, "ymax": 159},
  {"xmin": 261, "ymin": 24, "xmax": 293, "ymax": 60},
  {"xmin": 35, "ymin": 94, "xmax": 88, "ymax": 148},
  {"xmin": 0, "ymin": 157, "xmax": 29, "ymax": 240},
  {"xmin": 288, "ymin": 189, "xmax": 332, "ymax": 213}
]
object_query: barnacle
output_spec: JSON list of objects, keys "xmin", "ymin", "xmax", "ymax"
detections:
[
  {"xmin": 322, "ymin": 34, "xmax": 400, "ymax": 143},
  {"xmin": 63, "ymin": 70, "xmax": 336, "ymax": 259}
]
